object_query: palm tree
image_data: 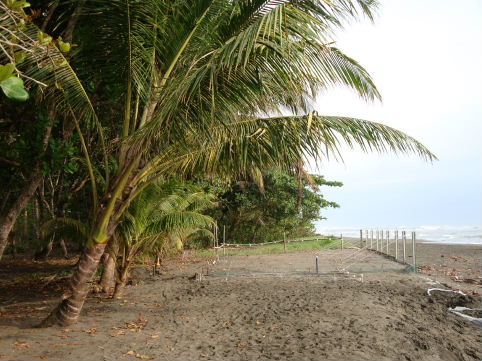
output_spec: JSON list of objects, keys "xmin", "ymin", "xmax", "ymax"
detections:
[
  {"xmin": 7, "ymin": 0, "xmax": 435, "ymax": 326},
  {"xmin": 111, "ymin": 181, "xmax": 215, "ymax": 298}
]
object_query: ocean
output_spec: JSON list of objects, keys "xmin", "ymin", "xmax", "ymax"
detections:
[{"xmin": 314, "ymin": 224, "xmax": 482, "ymax": 245}]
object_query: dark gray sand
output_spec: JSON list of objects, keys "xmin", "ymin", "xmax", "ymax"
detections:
[{"xmin": 0, "ymin": 243, "xmax": 480, "ymax": 361}]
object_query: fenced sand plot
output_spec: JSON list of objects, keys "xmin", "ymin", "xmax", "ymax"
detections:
[
  {"xmin": 205, "ymin": 241, "xmax": 409, "ymax": 280},
  {"xmin": 1, "ymin": 241, "xmax": 481, "ymax": 361}
]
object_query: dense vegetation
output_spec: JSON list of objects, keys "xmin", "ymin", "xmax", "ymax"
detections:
[
  {"xmin": 209, "ymin": 171, "xmax": 342, "ymax": 244},
  {"xmin": 0, "ymin": 0, "xmax": 435, "ymax": 327}
]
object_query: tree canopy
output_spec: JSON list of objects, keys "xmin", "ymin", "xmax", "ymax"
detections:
[{"xmin": 0, "ymin": 0, "xmax": 436, "ymax": 326}]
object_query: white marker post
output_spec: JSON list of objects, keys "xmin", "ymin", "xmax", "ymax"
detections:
[
  {"xmin": 370, "ymin": 230, "xmax": 373, "ymax": 250},
  {"xmin": 395, "ymin": 231, "xmax": 398, "ymax": 260},
  {"xmin": 380, "ymin": 230, "xmax": 384, "ymax": 254},
  {"xmin": 402, "ymin": 231, "xmax": 406, "ymax": 262},
  {"xmin": 386, "ymin": 230, "xmax": 389, "ymax": 255},
  {"xmin": 359, "ymin": 230, "xmax": 363, "ymax": 248},
  {"xmin": 412, "ymin": 232, "xmax": 417, "ymax": 272}
]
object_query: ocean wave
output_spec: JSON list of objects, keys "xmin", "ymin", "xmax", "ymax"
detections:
[{"xmin": 315, "ymin": 223, "xmax": 482, "ymax": 245}]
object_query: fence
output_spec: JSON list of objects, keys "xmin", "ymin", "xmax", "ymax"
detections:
[
  {"xmin": 359, "ymin": 229, "xmax": 418, "ymax": 272},
  {"xmin": 196, "ymin": 228, "xmax": 418, "ymax": 280}
]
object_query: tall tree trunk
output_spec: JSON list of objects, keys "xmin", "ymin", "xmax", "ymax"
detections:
[
  {"xmin": 34, "ymin": 237, "xmax": 54, "ymax": 261},
  {"xmin": 39, "ymin": 242, "xmax": 106, "ymax": 327},
  {"xmin": 296, "ymin": 158, "xmax": 303, "ymax": 212},
  {"xmin": 60, "ymin": 239, "xmax": 68, "ymax": 259},
  {"xmin": 62, "ymin": 0, "xmax": 85, "ymax": 42},
  {"xmin": 113, "ymin": 267, "xmax": 129, "ymax": 299},
  {"xmin": 0, "ymin": 119, "xmax": 53, "ymax": 261},
  {"xmin": 0, "ymin": 166, "xmax": 44, "ymax": 260},
  {"xmin": 99, "ymin": 253, "xmax": 115, "ymax": 294},
  {"xmin": 11, "ymin": 237, "xmax": 17, "ymax": 258}
]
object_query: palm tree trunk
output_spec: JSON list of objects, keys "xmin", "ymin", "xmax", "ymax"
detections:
[
  {"xmin": 113, "ymin": 278, "xmax": 127, "ymax": 299},
  {"xmin": 39, "ymin": 242, "xmax": 106, "ymax": 327},
  {"xmin": 99, "ymin": 253, "xmax": 115, "ymax": 294},
  {"xmin": 41, "ymin": 152, "xmax": 140, "ymax": 325},
  {"xmin": 113, "ymin": 267, "xmax": 129, "ymax": 299}
]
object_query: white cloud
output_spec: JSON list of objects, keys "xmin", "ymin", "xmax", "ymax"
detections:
[{"xmin": 310, "ymin": 0, "xmax": 482, "ymax": 227}]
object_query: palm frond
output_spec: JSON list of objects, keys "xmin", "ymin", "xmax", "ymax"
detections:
[
  {"xmin": 137, "ymin": 113, "xmax": 436, "ymax": 185},
  {"xmin": 41, "ymin": 217, "xmax": 90, "ymax": 238}
]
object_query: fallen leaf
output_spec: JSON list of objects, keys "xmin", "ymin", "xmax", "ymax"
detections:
[
  {"xmin": 150, "ymin": 335, "xmax": 160, "ymax": 339},
  {"xmin": 13, "ymin": 341, "xmax": 31, "ymax": 348},
  {"xmin": 136, "ymin": 354, "xmax": 153, "ymax": 360},
  {"xmin": 110, "ymin": 330, "xmax": 126, "ymax": 337},
  {"xmin": 125, "ymin": 350, "xmax": 153, "ymax": 359},
  {"xmin": 235, "ymin": 343, "xmax": 246, "ymax": 348}
]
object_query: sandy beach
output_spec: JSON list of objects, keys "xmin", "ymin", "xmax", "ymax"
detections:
[{"xmin": 0, "ymin": 242, "xmax": 481, "ymax": 361}]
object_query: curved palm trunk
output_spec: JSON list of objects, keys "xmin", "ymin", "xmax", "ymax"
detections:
[
  {"xmin": 40, "ymin": 242, "xmax": 106, "ymax": 327},
  {"xmin": 41, "ymin": 155, "xmax": 141, "ymax": 326}
]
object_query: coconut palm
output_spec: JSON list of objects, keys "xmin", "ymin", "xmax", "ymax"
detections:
[
  {"xmin": 21, "ymin": 0, "xmax": 437, "ymax": 326},
  {"xmin": 111, "ymin": 182, "xmax": 215, "ymax": 298}
]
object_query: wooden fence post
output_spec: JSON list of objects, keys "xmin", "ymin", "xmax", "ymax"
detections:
[
  {"xmin": 341, "ymin": 234, "xmax": 344, "ymax": 251},
  {"xmin": 359, "ymin": 229, "xmax": 363, "ymax": 248}
]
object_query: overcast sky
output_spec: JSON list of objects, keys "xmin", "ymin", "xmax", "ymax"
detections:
[{"xmin": 309, "ymin": 0, "xmax": 482, "ymax": 228}]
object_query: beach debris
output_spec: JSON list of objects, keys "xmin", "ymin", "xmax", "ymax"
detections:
[
  {"xmin": 448, "ymin": 307, "xmax": 482, "ymax": 327},
  {"xmin": 427, "ymin": 288, "xmax": 466, "ymax": 296},
  {"xmin": 125, "ymin": 350, "xmax": 154, "ymax": 359},
  {"xmin": 123, "ymin": 314, "xmax": 148, "ymax": 331},
  {"xmin": 457, "ymin": 277, "xmax": 482, "ymax": 285},
  {"xmin": 450, "ymin": 256, "xmax": 468, "ymax": 262},
  {"xmin": 421, "ymin": 276, "xmax": 442, "ymax": 286}
]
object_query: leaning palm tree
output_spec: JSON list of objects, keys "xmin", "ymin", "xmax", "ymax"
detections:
[
  {"xmin": 111, "ymin": 182, "xmax": 215, "ymax": 298},
  {"xmin": 32, "ymin": 0, "xmax": 437, "ymax": 326}
]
